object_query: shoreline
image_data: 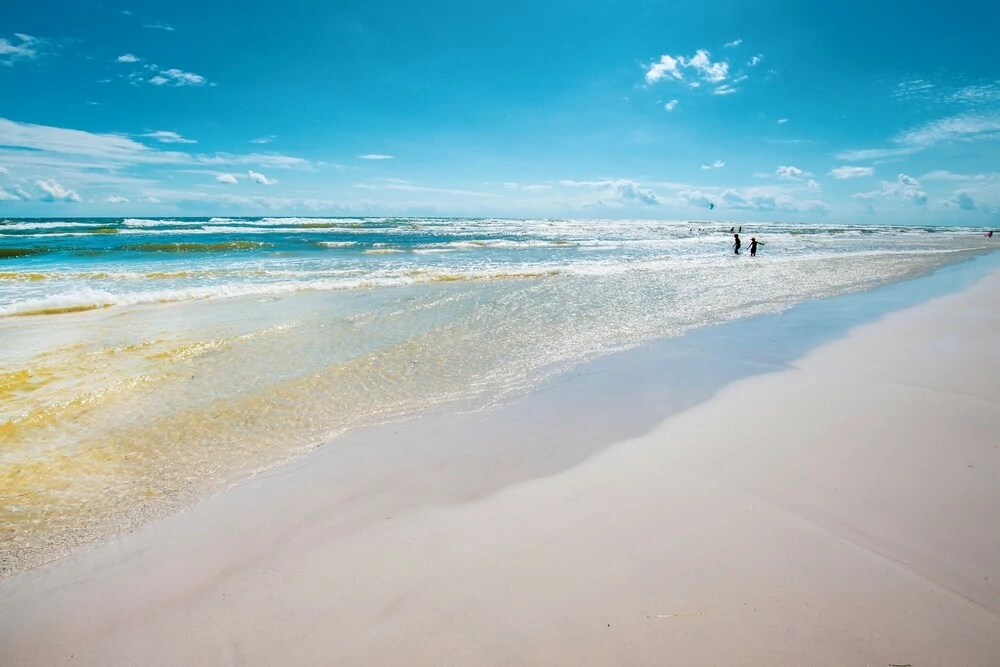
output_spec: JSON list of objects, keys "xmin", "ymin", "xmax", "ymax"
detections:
[{"xmin": 1, "ymin": 255, "xmax": 999, "ymax": 664}]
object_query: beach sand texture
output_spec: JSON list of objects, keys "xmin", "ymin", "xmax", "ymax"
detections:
[{"xmin": 1, "ymin": 270, "xmax": 998, "ymax": 666}]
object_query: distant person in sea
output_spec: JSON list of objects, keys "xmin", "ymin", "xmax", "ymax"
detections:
[
  {"xmin": 988, "ymin": 230, "xmax": 994, "ymax": 238},
  {"xmin": 733, "ymin": 233, "xmax": 741, "ymax": 255},
  {"xmin": 749, "ymin": 237, "xmax": 762, "ymax": 257},
  {"xmin": 729, "ymin": 226, "xmax": 735, "ymax": 233}
]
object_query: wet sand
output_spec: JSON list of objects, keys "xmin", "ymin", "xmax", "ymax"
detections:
[{"xmin": 1, "ymin": 269, "xmax": 998, "ymax": 666}]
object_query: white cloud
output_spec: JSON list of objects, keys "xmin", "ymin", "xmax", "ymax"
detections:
[
  {"xmin": 119, "ymin": 10, "xmax": 132, "ymax": 16},
  {"xmin": 0, "ymin": 184, "xmax": 31, "ymax": 201},
  {"xmin": 503, "ymin": 182, "xmax": 518, "ymax": 188},
  {"xmin": 894, "ymin": 112, "xmax": 1000, "ymax": 148},
  {"xmin": 149, "ymin": 68, "xmax": 207, "ymax": 87},
  {"xmin": 143, "ymin": 197, "xmax": 161, "ymax": 203},
  {"xmin": 777, "ymin": 118, "xmax": 788, "ymax": 124},
  {"xmin": 247, "ymin": 170, "xmax": 277, "ymax": 185},
  {"xmin": 645, "ymin": 54, "xmax": 682, "ymax": 84},
  {"xmin": 116, "ymin": 53, "xmax": 139, "ymax": 63},
  {"xmin": 142, "ymin": 130, "xmax": 195, "ymax": 144},
  {"xmin": 676, "ymin": 186, "xmax": 827, "ymax": 213},
  {"xmin": 713, "ymin": 84, "xmax": 738, "ymax": 95},
  {"xmin": 664, "ymin": 99, "xmax": 678, "ymax": 112},
  {"xmin": 217, "ymin": 173, "xmax": 239, "ymax": 184},
  {"xmin": 834, "ymin": 146, "xmax": 921, "ymax": 161},
  {"xmin": 830, "ymin": 166, "xmax": 874, "ymax": 179},
  {"xmin": 559, "ymin": 179, "xmax": 660, "ymax": 205},
  {"xmin": 104, "ymin": 195, "xmax": 129, "ymax": 203},
  {"xmin": 700, "ymin": 160, "xmax": 725, "ymax": 170},
  {"xmin": 949, "ymin": 191, "xmax": 977, "ymax": 211},
  {"xmin": 724, "ymin": 39, "xmax": 743, "ymax": 48},
  {"xmin": 358, "ymin": 153, "xmax": 394, "ymax": 160},
  {"xmin": 143, "ymin": 22, "xmax": 174, "ymax": 31},
  {"xmin": 749, "ymin": 55, "xmax": 763, "ymax": 66},
  {"xmin": 776, "ymin": 165, "xmax": 809, "ymax": 180},
  {"xmin": 35, "ymin": 179, "xmax": 81, "ymax": 202},
  {"xmin": 360, "ymin": 183, "xmax": 500, "ymax": 198},
  {"xmin": 522, "ymin": 184, "xmax": 552, "ymax": 191},
  {"xmin": 0, "ymin": 33, "xmax": 48, "ymax": 66},
  {"xmin": 854, "ymin": 173, "xmax": 927, "ymax": 206},
  {"xmin": 646, "ymin": 49, "xmax": 729, "ymax": 85},
  {"xmin": 684, "ymin": 50, "xmax": 729, "ymax": 83},
  {"xmin": 807, "ymin": 179, "xmax": 820, "ymax": 190},
  {"xmin": 838, "ymin": 112, "xmax": 1000, "ymax": 162},
  {"xmin": 920, "ymin": 170, "xmax": 997, "ymax": 182},
  {"xmin": 251, "ymin": 135, "xmax": 276, "ymax": 144}
]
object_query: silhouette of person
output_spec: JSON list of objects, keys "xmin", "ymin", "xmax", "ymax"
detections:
[
  {"xmin": 729, "ymin": 226, "xmax": 735, "ymax": 233},
  {"xmin": 749, "ymin": 237, "xmax": 762, "ymax": 256},
  {"xmin": 733, "ymin": 233, "xmax": 741, "ymax": 255},
  {"xmin": 988, "ymin": 230, "xmax": 994, "ymax": 238}
]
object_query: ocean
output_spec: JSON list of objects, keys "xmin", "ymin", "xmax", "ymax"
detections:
[{"xmin": 0, "ymin": 216, "xmax": 993, "ymax": 572}]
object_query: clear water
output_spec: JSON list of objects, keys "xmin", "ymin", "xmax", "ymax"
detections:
[{"xmin": 0, "ymin": 216, "xmax": 994, "ymax": 572}]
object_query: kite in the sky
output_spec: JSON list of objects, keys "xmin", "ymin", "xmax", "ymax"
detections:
[{"xmin": 709, "ymin": 202, "xmax": 715, "ymax": 210}]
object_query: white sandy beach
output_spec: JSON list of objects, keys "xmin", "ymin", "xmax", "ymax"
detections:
[{"xmin": 1, "ymin": 270, "xmax": 999, "ymax": 666}]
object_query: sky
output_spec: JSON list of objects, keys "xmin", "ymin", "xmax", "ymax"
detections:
[{"xmin": 1, "ymin": 0, "xmax": 998, "ymax": 223}]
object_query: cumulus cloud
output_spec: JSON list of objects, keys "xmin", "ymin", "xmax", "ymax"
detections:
[
  {"xmin": 676, "ymin": 187, "xmax": 827, "ymax": 213},
  {"xmin": 0, "ymin": 33, "xmax": 48, "ymax": 66},
  {"xmin": 854, "ymin": 173, "xmax": 928, "ymax": 206},
  {"xmin": 358, "ymin": 154, "xmax": 394, "ymax": 160},
  {"xmin": 701, "ymin": 160, "xmax": 725, "ymax": 170},
  {"xmin": 807, "ymin": 179, "xmax": 820, "ymax": 190},
  {"xmin": 217, "ymin": 173, "xmax": 239, "ymax": 184},
  {"xmin": 560, "ymin": 179, "xmax": 660, "ymax": 205},
  {"xmin": 149, "ymin": 68, "xmax": 207, "ymax": 86},
  {"xmin": 949, "ymin": 191, "xmax": 976, "ymax": 211},
  {"xmin": 104, "ymin": 195, "xmax": 129, "ymax": 203},
  {"xmin": 142, "ymin": 130, "xmax": 195, "ymax": 144},
  {"xmin": 664, "ymin": 99, "xmax": 678, "ymax": 112},
  {"xmin": 35, "ymin": 179, "xmax": 82, "ymax": 202},
  {"xmin": 646, "ymin": 49, "xmax": 730, "ymax": 85},
  {"xmin": 116, "ymin": 53, "xmax": 140, "ymax": 63},
  {"xmin": 645, "ymin": 55, "xmax": 682, "ymax": 84},
  {"xmin": 830, "ymin": 166, "xmax": 874, "ymax": 179},
  {"xmin": 776, "ymin": 165, "xmax": 809, "ymax": 180},
  {"xmin": 247, "ymin": 170, "xmax": 277, "ymax": 185},
  {"xmin": 724, "ymin": 39, "xmax": 743, "ymax": 48}
]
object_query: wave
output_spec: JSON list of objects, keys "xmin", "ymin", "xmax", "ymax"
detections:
[
  {"xmin": 0, "ymin": 248, "xmax": 50, "ymax": 259},
  {"xmin": 0, "ymin": 221, "xmax": 106, "ymax": 231},
  {"xmin": 123, "ymin": 241, "xmax": 269, "ymax": 253}
]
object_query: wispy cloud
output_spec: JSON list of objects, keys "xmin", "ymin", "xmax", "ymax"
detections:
[
  {"xmin": 724, "ymin": 39, "xmax": 743, "ymax": 48},
  {"xmin": 0, "ymin": 33, "xmax": 49, "ymax": 66},
  {"xmin": 142, "ymin": 130, "xmax": 195, "ymax": 144},
  {"xmin": 358, "ymin": 154, "xmax": 394, "ymax": 160},
  {"xmin": 149, "ymin": 68, "xmax": 207, "ymax": 87},
  {"xmin": 522, "ymin": 184, "xmax": 552, "ymax": 191},
  {"xmin": 116, "ymin": 53, "xmax": 140, "ymax": 63},
  {"xmin": 664, "ymin": 99, "xmax": 678, "ymax": 112},
  {"xmin": 837, "ymin": 112, "xmax": 1000, "ymax": 161},
  {"xmin": 251, "ymin": 135, "xmax": 276, "ymax": 144},
  {"xmin": 830, "ymin": 166, "xmax": 874, "ymax": 179},
  {"xmin": 216, "ymin": 173, "xmax": 238, "ymax": 184},
  {"xmin": 143, "ymin": 21, "xmax": 174, "ymax": 31},
  {"xmin": 713, "ymin": 84, "xmax": 738, "ymax": 95},
  {"xmin": 35, "ymin": 179, "xmax": 82, "ymax": 202},
  {"xmin": 247, "ymin": 170, "xmax": 277, "ymax": 185},
  {"xmin": 749, "ymin": 55, "xmax": 763, "ymax": 67},
  {"xmin": 104, "ymin": 195, "xmax": 129, "ymax": 203},
  {"xmin": 700, "ymin": 160, "xmax": 725, "ymax": 170},
  {"xmin": 777, "ymin": 118, "xmax": 788, "ymax": 124},
  {"xmin": 358, "ymin": 182, "xmax": 499, "ymax": 198}
]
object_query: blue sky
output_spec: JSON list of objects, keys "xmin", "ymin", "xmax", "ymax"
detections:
[{"xmin": 1, "ymin": 0, "xmax": 998, "ymax": 222}]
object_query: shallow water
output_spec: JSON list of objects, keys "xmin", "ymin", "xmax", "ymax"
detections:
[{"xmin": 0, "ymin": 216, "xmax": 994, "ymax": 572}]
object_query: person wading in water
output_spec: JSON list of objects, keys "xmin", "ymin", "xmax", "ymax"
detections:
[{"xmin": 733, "ymin": 233, "xmax": 741, "ymax": 255}]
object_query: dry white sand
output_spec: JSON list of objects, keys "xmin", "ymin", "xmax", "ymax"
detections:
[{"xmin": 1, "ymin": 271, "xmax": 998, "ymax": 666}]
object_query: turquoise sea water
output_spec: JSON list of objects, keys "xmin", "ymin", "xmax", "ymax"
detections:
[{"xmin": 0, "ymin": 216, "xmax": 994, "ymax": 572}]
